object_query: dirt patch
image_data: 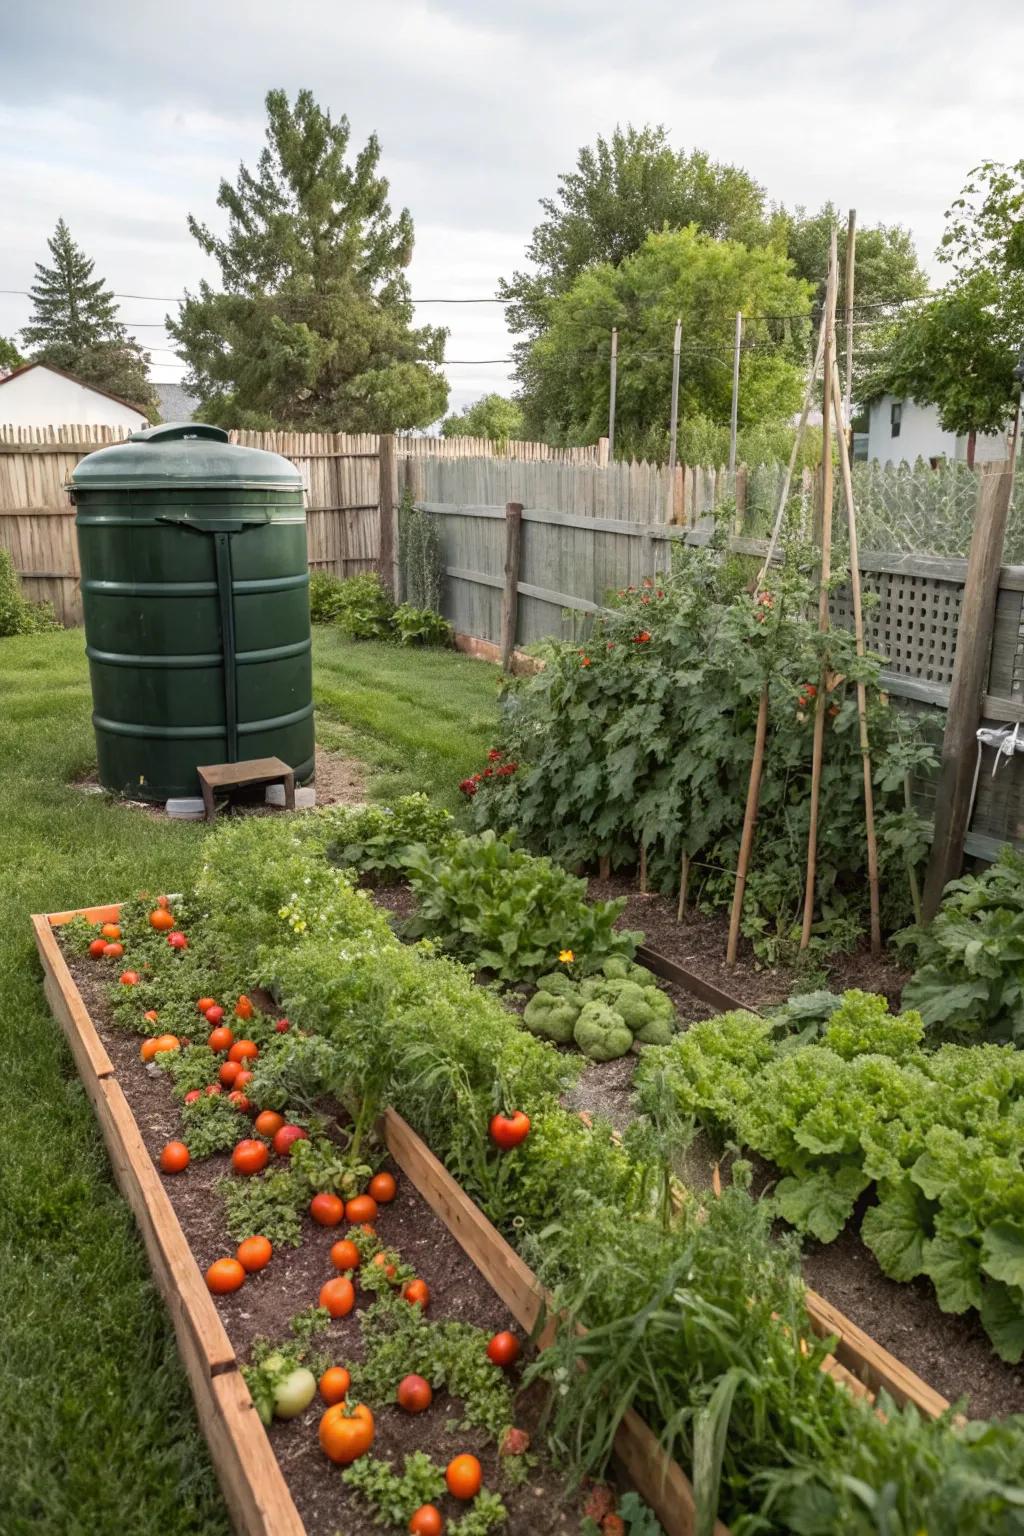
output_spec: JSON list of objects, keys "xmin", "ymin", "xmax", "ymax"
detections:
[
  {"xmin": 71, "ymin": 744, "xmax": 366, "ymax": 820},
  {"xmin": 586, "ymin": 875, "xmax": 909, "ymax": 1013},
  {"xmin": 62, "ymin": 944, "xmax": 591, "ymax": 1535}
]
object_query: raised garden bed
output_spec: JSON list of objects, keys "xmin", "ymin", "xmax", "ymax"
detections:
[{"xmin": 34, "ymin": 901, "xmax": 716, "ymax": 1536}]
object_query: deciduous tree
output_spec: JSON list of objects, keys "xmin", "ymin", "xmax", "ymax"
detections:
[{"xmin": 441, "ymin": 393, "xmax": 524, "ymax": 442}]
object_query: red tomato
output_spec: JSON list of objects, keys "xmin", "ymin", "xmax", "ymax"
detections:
[
  {"xmin": 205, "ymin": 1083, "xmax": 222, "ymax": 1097},
  {"xmin": 486, "ymin": 1331, "xmax": 521, "ymax": 1368},
  {"xmin": 319, "ymin": 1366, "xmax": 351, "ymax": 1405},
  {"xmin": 204, "ymin": 1004, "xmax": 225, "ymax": 1026},
  {"xmin": 167, "ymin": 932, "xmax": 188, "ymax": 950},
  {"xmin": 228, "ymin": 1039, "xmax": 258, "ymax": 1064},
  {"xmin": 368, "ymin": 1171, "xmax": 397, "ymax": 1204},
  {"xmin": 272, "ymin": 1124, "xmax": 308, "ymax": 1157},
  {"xmin": 231, "ymin": 1139, "xmax": 269, "ymax": 1176},
  {"xmin": 408, "ymin": 1507, "xmax": 443, "ymax": 1536},
  {"xmin": 310, "ymin": 1193, "xmax": 345, "ymax": 1227},
  {"xmin": 345, "ymin": 1194, "xmax": 378, "ymax": 1225},
  {"xmin": 396, "ymin": 1374, "xmax": 433, "ymax": 1414},
  {"xmin": 219, "ymin": 1060, "xmax": 241, "ymax": 1088},
  {"xmin": 236, "ymin": 1236, "xmax": 272, "ymax": 1273},
  {"xmin": 402, "ymin": 1278, "xmax": 430, "ymax": 1310},
  {"xmin": 207, "ymin": 1026, "xmax": 234, "ymax": 1053},
  {"xmin": 159, "ymin": 1141, "xmax": 189, "ymax": 1174},
  {"xmin": 330, "ymin": 1239, "xmax": 361, "ymax": 1272},
  {"xmin": 275, "ymin": 1017, "xmax": 291, "ymax": 1033},
  {"xmin": 319, "ymin": 1276, "xmax": 356, "ymax": 1318},
  {"xmin": 488, "ymin": 1111, "xmax": 531, "ymax": 1149},
  {"xmin": 253, "ymin": 1110, "xmax": 285, "ymax": 1139},
  {"xmin": 446, "ymin": 1455, "xmax": 482, "ymax": 1500},
  {"xmin": 88, "ymin": 938, "xmax": 107, "ymax": 958},
  {"xmin": 235, "ymin": 995, "xmax": 255, "ymax": 1020},
  {"xmin": 184, "ymin": 1089, "xmax": 202, "ymax": 1105},
  {"xmin": 228, "ymin": 1091, "xmax": 252, "ymax": 1113},
  {"xmin": 197, "ymin": 996, "xmax": 217, "ymax": 1015},
  {"xmin": 102, "ymin": 942, "xmax": 124, "ymax": 960},
  {"xmin": 206, "ymin": 1258, "xmax": 246, "ymax": 1294},
  {"xmin": 233, "ymin": 1069, "xmax": 254, "ymax": 1090},
  {"xmin": 371, "ymin": 1253, "xmax": 397, "ymax": 1281},
  {"xmin": 119, "ymin": 970, "xmax": 140, "ymax": 986}
]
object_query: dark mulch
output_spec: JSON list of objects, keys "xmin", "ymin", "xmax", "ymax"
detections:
[
  {"xmin": 586, "ymin": 875, "xmax": 909, "ymax": 1013},
  {"xmin": 62, "ymin": 946, "xmax": 590, "ymax": 1536}
]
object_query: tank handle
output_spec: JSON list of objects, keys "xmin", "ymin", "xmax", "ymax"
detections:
[{"xmin": 128, "ymin": 423, "xmax": 231, "ymax": 444}]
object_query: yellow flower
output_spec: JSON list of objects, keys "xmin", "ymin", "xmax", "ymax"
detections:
[{"xmin": 558, "ymin": 949, "xmax": 575, "ymax": 964}]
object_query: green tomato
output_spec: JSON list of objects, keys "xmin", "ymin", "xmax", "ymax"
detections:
[{"xmin": 273, "ymin": 1367, "xmax": 317, "ymax": 1419}]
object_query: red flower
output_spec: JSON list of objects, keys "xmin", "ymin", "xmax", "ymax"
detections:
[
  {"xmin": 581, "ymin": 656, "xmax": 592, "ymax": 667},
  {"xmin": 607, "ymin": 642, "xmax": 615, "ymax": 650},
  {"xmin": 487, "ymin": 748, "xmax": 502, "ymax": 762},
  {"xmin": 656, "ymin": 589, "xmax": 665, "ymax": 598},
  {"xmin": 472, "ymin": 772, "xmax": 483, "ymax": 782},
  {"xmin": 497, "ymin": 762, "xmax": 518, "ymax": 777},
  {"xmin": 459, "ymin": 778, "xmax": 478, "ymax": 796},
  {"xmin": 634, "ymin": 631, "xmax": 651, "ymax": 644},
  {"xmin": 642, "ymin": 578, "xmax": 653, "ymax": 588},
  {"xmin": 640, "ymin": 595, "xmax": 650, "ymax": 605},
  {"xmin": 483, "ymin": 767, "xmax": 494, "ymax": 777}
]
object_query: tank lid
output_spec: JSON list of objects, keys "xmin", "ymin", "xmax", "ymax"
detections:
[{"xmin": 70, "ymin": 422, "xmax": 304, "ymax": 490}]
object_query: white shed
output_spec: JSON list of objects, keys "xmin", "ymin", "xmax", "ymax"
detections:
[
  {"xmin": 866, "ymin": 393, "xmax": 1010, "ymax": 467},
  {"xmin": 0, "ymin": 362, "xmax": 150, "ymax": 431}
]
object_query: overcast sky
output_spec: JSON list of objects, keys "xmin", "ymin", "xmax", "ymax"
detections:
[{"xmin": 3, "ymin": 0, "xmax": 1024, "ymax": 415}]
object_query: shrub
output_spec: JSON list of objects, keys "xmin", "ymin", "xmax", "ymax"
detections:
[
  {"xmin": 398, "ymin": 490, "xmax": 444, "ymax": 612},
  {"xmin": 392, "ymin": 602, "xmax": 452, "ymax": 648},
  {"xmin": 322, "ymin": 794, "xmax": 456, "ymax": 883},
  {"xmin": 331, "ymin": 570, "xmax": 396, "ymax": 640},
  {"xmin": 0, "ymin": 548, "xmax": 60, "ymax": 636},
  {"xmin": 308, "ymin": 570, "xmax": 348, "ymax": 623}
]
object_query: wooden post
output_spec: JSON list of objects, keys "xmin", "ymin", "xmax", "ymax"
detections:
[
  {"xmin": 726, "ymin": 686, "xmax": 769, "ymax": 964},
  {"xmin": 676, "ymin": 850, "xmax": 690, "ymax": 921},
  {"xmin": 499, "ymin": 502, "xmax": 523, "ymax": 672},
  {"xmin": 922, "ymin": 466, "xmax": 1015, "ymax": 916},
  {"xmin": 733, "ymin": 464, "xmax": 748, "ymax": 536},
  {"xmin": 377, "ymin": 432, "xmax": 399, "ymax": 597},
  {"xmin": 830, "ymin": 355, "xmax": 881, "ymax": 954},
  {"xmin": 800, "ymin": 228, "xmax": 839, "ymax": 951},
  {"xmin": 597, "ymin": 435, "xmax": 610, "ymax": 468},
  {"xmin": 667, "ymin": 318, "xmax": 682, "ymax": 472},
  {"xmin": 608, "ymin": 328, "xmax": 618, "ymax": 461},
  {"xmin": 844, "ymin": 209, "xmax": 857, "ymax": 444},
  {"xmin": 728, "ymin": 310, "xmax": 742, "ymax": 473}
]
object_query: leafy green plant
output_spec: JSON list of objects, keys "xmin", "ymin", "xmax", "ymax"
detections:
[
  {"xmin": 0, "ymin": 547, "xmax": 60, "ymax": 636},
  {"xmin": 398, "ymin": 490, "xmax": 445, "ymax": 612},
  {"xmin": 219, "ymin": 1166, "xmax": 305, "ymax": 1247},
  {"xmin": 468, "ymin": 537, "xmax": 935, "ymax": 962},
  {"xmin": 180, "ymin": 1093, "xmax": 249, "ymax": 1158},
  {"xmin": 309, "ymin": 570, "xmax": 348, "ymax": 624},
  {"xmin": 323, "ymin": 794, "xmax": 456, "ymax": 883},
  {"xmin": 242, "ymin": 1308, "xmax": 332, "ymax": 1426},
  {"xmin": 524, "ymin": 958, "xmax": 677, "ymax": 1057},
  {"xmin": 341, "ymin": 1452, "xmax": 447, "ymax": 1526},
  {"xmin": 403, "ymin": 829, "xmax": 641, "ymax": 983},
  {"xmin": 450, "ymin": 1490, "xmax": 508, "ymax": 1535},
  {"xmin": 288, "ymin": 1133, "xmax": 374, "ymax": 1201},
  {"xmin": 898, "ymin": 846, "xmax": 1024, "ymax": 1044},
  {"xmin": 330, "ymin": 570, "xmax": 397, "ymax": 640},
  {"xmin": 393, "ymin": 602, "xmax": 452, "ymax": 648}
]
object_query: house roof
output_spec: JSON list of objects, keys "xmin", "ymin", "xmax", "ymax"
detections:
[
  {"xmin": 153, "ymin": 382, "xmax": 199, "ymax": 423},
  {"xmin": 0, "ymin": 360, "xmax": 149, "ymax": 415}
]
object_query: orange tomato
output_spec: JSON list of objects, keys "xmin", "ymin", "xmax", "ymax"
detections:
[
  {"xmin": 345, "ymin": 1194, "xmax": 378, "ymax": 1225},
  {"xmin": 219, "ymin": 1060, "xmax": 241, "ymax": 1088},
  {"xmin": 197, "ymin": 996, "xmax": 217, "ymax": 1015},
  {"xmin": 103, "ymin": 942, "xmax": 124, "ymax": 960},
  {"xmin": 236, "ymin": 1236, "xmax": 273, "ymax": 1273},
  {"xmin": 159, "ymin": 1141, "xmax": 190, "ymax": 1174},
  {"xmin": 153, "ymin": 1034, "xmax": 180, "ymax": 1055},
  {"xmin": 156, "ymin": 894, "xmax": 172, "ymax": 910},
  {"xmin": 119, "ymin": 970, "xmax": 140, "ymax": 986},
  {"xmin": 254, "ymin": 1110, "xmax": 285, "ymax": 1139},
  {"xmin": 235, "ymin": 995, "xmax": 255, "ymax": 1021},
  {"xmin": 371, "ymin": 1252, "xmax": 397, "ymax": 1280},
  {"xmin": 402, "ymin": 1278, "xmax": 430, "ymax": 1311},
  {"xmin": 368, "ymin": 1171, "xmax": 397, "ymax": 1204},
  {"xmin": 319, "ymin": 1276, "xmax": 356, "ymax": 1318},
  {"xmin": 88, "ymin": 937, "xmax": 107, "ymax": 958},
  {"xmin": 408, "ymin": 1507, "xmax": 443, "ymax": 1536},
  {"xmin": 445, "ymin": 1455, "xmax": 482, "ymax": 1501},
  {"xmin": 318, "ymin": 1366, "xmax": 352, "ymax": 1405},
  {"xmin": 140, "ymin": 1037, "xmax": 160, "ymax": 1062},
  {"xmin": 330, "ymin": 1239, "xmax": 361, "ymax": 1273},
  {"xmin": 310, "ymin": 1193, "xmax": 345, "ymax": 1227},
  {"xmin": 232, "ymin": 1139, "xmax": 269, "ymax": 1176},
  {"xmin": 206, "ymin": 1258, "xmax": 246, "ymax": 1295},
  {"xmin": 318, "ymin": 1402, "xmax": 374, "ymax": 1464},
  {"xmin": 233, "ymin": 1069, "xmax": 254, "ymax": 1090},
  {"xmin": 149, "ymin": 908, "xmax": 175, "ymax": 932},
  {"xmin": 228, "ymin": 1039, "xmax": 258, "ymax": 1064},
  {"xmin": 100, "ymin": 922, "xmax": 121, "ymax": 941},
  {"xmin": 207, "ymin": 1026, "xmax": 234, "ymax": 1053},
  {"xmin": 143, "ymin": 1009, "xmax": 159, "ymax": 1024}
]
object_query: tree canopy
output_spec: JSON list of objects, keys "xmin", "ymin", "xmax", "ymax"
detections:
[
  {"xmin": 441, "ymin": 393, "xmax": 524, "ymax": 441},
  {"xmin": 0, "ymin": 335, "xmax": 23, "ymax": 374},
  {"xmin": 21, "ymin": 219, "xmax": 157, "ymax": 414},
  {"xmin": 168, "ymin": 89, "xmax": 449, "ymax": 432},
  {"xmin": 518, "ymin": 227, "xmax": 812, "ymax": 456}
]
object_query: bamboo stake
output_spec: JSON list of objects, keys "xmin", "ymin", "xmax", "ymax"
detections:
[
  {"xmin": 759, "ymin": 304, "xmax": 829, "ymax": 581},
  {"xmin": 726, "ymin": 687, "xmax": 769, "ymax": 964},
  {"xmin": 677, "ymin": 850, "xmax": 690, "ymax": 922},
  {"xmin": 800, "ymin": 229, "xmax": 840, "ymax": 951},
  {"xmin": 638, "ymin": 842, "xmax": 648, "ymax": 894},
  {"xmin": 843, "ymin": 209, "xmax": 857, "ymax": 442},
  {"xmin": 830, "ymin": 353, "xmax": 881, "ymax": 954}
]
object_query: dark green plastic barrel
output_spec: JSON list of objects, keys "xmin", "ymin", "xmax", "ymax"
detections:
[{"xmin": 71, "ymin": 423, "xmax": 314, "ymax": 801}]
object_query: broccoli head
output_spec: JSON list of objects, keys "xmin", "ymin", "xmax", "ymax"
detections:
[
  {"xmin": 523, "ymin": 989, "xmax": 581, "ymax": 1043},
  {"xmin": 534, "ymin": 971, "xmax": 578, "ymax": 999},
  {"xmin": 573, "ymin": 1001, "xmax": 634, "ymax": 1061},
  {"xmin": 592, "ymin": 978, "xmax": 656, "ymax": 1029}
]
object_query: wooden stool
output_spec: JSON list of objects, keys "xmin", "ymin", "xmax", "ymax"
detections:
[{"xmin": 197, "ymin": 756, "xmax": 296, "ymax": 823}]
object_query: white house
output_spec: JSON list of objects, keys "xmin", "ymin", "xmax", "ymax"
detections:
[
  {"xmin": 866, "ymin": 392, "xmax": 1010, "ymax": 467},
  {"xmin": 0, "ymin": 362, "xmax": 150, "ymax": 431}
]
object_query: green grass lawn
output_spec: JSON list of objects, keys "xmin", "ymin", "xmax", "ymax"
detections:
[{"xmin": 0, "ymin": 626, "xmax": 498, "ymax": 1536}]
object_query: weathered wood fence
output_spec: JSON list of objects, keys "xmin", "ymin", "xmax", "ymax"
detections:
[{"xmin": 0, "ymin": 425, "xmax": 609, "ymax": 626}]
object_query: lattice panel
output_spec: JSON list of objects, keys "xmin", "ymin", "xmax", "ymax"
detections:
[{"xmin": 830, "ymin": 571, "xmax": 962, "ymax": 684}]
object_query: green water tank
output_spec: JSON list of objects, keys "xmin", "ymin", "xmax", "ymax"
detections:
[{"xmin": 70, "ymin": 423, "xmax": 314, "ymax": 801}]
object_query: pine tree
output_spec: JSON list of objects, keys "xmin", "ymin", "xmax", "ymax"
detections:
[
  {"xmin": 22, "ymin": 219, "xmax": 157, "ymax": 415},
  {"xmin": 168, "ymin": 89, "xmax": 449, "ymax": 431}
]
